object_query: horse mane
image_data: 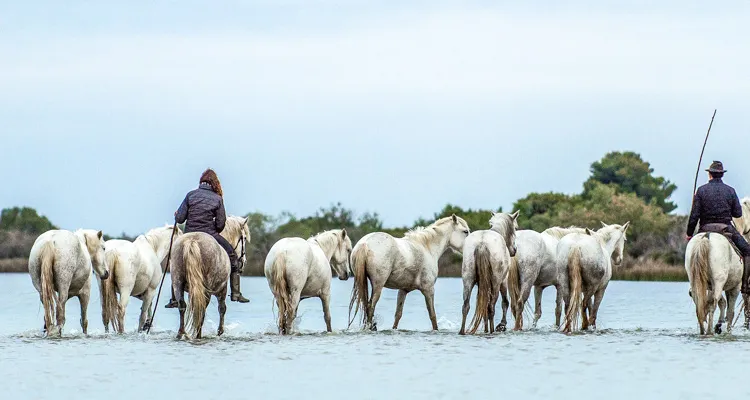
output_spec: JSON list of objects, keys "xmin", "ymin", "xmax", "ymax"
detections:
[
  {"xmin": 310, "ymin": 229, "xmax": 344, "ymax": 255},
  {"xmin": 593, "ymin": 224, "xmax": 627, "ymax": 244},
  {"xmin": 404, "ymin": 216, "xmax": 464, "ymax": 247},
  {"xmin": 223, "ymin": 216, "xmax": 249, "ymax": 243},
  {"xmin": 489, "ymin": 213, "xmax": 516, "ymax": 237},
  {"xmin": 542, "ymin": 226, "xmax": 586, "ymax": 240}
]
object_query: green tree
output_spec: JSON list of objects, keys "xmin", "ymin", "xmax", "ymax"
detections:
[
  {"xmin": 583, "ymin": 151, "xmax": 677, "ymax": 213},
  {"xmin": 512, "ymin": 192, "xmax": 576, "ymax": 231},
  {"xmin": 0, "ymin": 207, "xmax": 57, "ymax": 234},
  {"xmin": 416, "ymin": 204, "xmax": 502, "ymax": 231}
]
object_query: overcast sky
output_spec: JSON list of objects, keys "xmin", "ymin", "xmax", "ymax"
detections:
[{"xmin": 1, "ymin": 1, "xmax": 749, "ymax": 235}]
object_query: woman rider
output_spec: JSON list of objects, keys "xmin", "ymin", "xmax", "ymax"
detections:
[{"xmin": 164, "ymin": 169, "xmax": 249, "ymax": 308}]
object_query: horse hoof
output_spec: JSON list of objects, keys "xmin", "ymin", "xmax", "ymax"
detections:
[
  {"xmin": 370, "ymin": 323, "xmax": 378, "ymax": 332},
  {"xmin": 714, "ymin": 324, "xmax": 723, "ymax": 335},
  {"xmin": 498, "ymin": 325, "xmax": 507, "ymax": 333},
  {"xmin": 217, "ymin": 329, "xmax": 224, "ymax": 337}
]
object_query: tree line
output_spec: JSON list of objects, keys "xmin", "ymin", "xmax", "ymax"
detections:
[{"xmin": 0, "ymin": 151, "xmax": 687, "ymax": 276}]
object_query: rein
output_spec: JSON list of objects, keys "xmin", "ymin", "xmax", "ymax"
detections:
[
  {"xmin": 233, "ymin": 233, "xmax": 246, "ymax": 272},
  {"xmin": 145, "ymin": 223, "xmax": 178, "ymax": 334}
]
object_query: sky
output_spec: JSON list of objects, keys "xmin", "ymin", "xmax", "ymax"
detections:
[{"xmin": 1, "ymin": 1, "xmax": 749, "ymax": 235}]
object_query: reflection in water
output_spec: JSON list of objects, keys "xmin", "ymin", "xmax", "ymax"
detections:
[{"xmin": 2, "ymin": 275, "xmax": 749, "ymax": 399}]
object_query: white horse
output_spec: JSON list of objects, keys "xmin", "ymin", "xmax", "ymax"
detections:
[
  {"xmin": 264, "ymin": 229, "xmax": 352, "ymax": 334},
  {"xmin": 459, "ymin": 211, "xmax": 518, "ymax": 335},
  {"xmin": 733, "ymin": 197, "xmax": 750, "ymax": 240},
  {"xmin": 686, "ymin": 232, "xmax": 743, "ymax": 335},
  {"xmin": 28, "ymin": 229, "xmax": 109, "ymax": 336},
  {"xmin": 559, "ymin": 222, "xmax": 629, "ymax": 333},
  {"xmin": 98, "ymin": 225, "xmax": 182, "ymax": 333},
  {"xmin": 349, "ymin": 214, "xmax": 471, "ymax": 331},
  {"xmin": 506, "ymin": 226, "xmax": 586, "ymax": 331}
]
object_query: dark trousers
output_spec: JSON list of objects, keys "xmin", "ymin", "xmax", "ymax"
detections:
[
  {"xmin": 213, "ymin": 234, "xmax": 239, "ymax": 272},
  {"xmin": 700, "ymin": 224, "xmax": 750, "ymax": 257}
]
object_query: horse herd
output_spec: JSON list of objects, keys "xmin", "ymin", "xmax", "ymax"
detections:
[{"xmin": 26, "ymin": 198, "xmax": 750, "ymax": 338}]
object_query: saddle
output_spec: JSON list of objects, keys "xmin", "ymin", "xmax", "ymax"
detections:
[{"xmin": 700, "ymin": 223, "xmax": 743, "ymax": 258}]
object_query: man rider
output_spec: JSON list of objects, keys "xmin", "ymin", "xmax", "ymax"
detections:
[{"xmin": 687, "ymin": 161, "xmax": 750, "ymax": 294}]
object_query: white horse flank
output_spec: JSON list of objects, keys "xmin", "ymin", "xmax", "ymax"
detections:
[
  {"xmin": 459, "ymin": 211, "xmax": 518, "ymax": 335},
  {"xmin": 685, "ymin": 232, "xmax": 743, "ymax": 335},
  {"xmin": 349, "ymin": 214, "xmax": 470, "ymax": 331},
  {"xmin": 99, "ymin": 225, "xmax": 182, "ymax": 333},
  {"xmin": 28, "ymin": 229, "xmax": 109, "ymax": 336},
  {"xmin": 559, "ymin": 222, "xmax": 629, "ymax": 333},
  {"xmin": 264, "ymin": 229, "xmax": 352, "ymax": 334},
  {"xmin": 506, "ymin": 226, "xmax": 586, "ymax": 330}
]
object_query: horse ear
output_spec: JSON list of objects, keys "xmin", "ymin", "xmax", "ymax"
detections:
[
  {"xmin": 585, "ymin": 228, "xmax": 594, "ymax": 236},
  {"xmin": 600, "ymin": 221, "xmax": 608, "ymax": 228},
  {"xmin": 341, "ymin": 228, "xmax": 347, "ymax": 238},
  {"xmin": 622, "ymin": 221, "xmax": 631, "ymax": 231},
  {"xmin": 243, "ymin": 217, "xmax": 249, "ymax": 226},
  {"xmin": 97, "ymin": 231, "xmax": 103, "ymax": 240},
  {"xmin": 511, "ymin": 210, "xmax": 520, "ymax": 220},
  {"xmin": 452, "ymin": 214, "xmax": 458, "ymax": 223}
]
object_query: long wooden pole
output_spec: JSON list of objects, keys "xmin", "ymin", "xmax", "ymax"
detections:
[
  {"xmin": 145, "ymin": 222, "xmax": 178, "ymax": 334},
  {"xmin": 691, "ymin": 109, "xmax": 717, "ymax": 201}
]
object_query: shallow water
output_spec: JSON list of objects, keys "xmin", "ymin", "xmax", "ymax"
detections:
[{"xmin": 1, "ymin": 274, "xmax": 748, "ymax": 399}]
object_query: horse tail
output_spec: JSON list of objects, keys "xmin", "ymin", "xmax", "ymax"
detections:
[
  {"xmin": 184, "ymin": 239, "xmax": 208, "ymax": 338},
  {"xmin": 507, "ymin": 254, "xmax": 522, "ymax": 327},
  {"xmin": 563, "ymin": 247, "xmax": 583, "ymax": 333},
  {"xmin": 101, "ymin": 251, "xmax": 121, "ymax": 333},
  {"xmin": 39, "ymin": 241, "xmax": 57, "ymax": 333},
  {"xmin": 271, "ymin": 253, "xmax": 293, "ymax": 334},
  {"xmin": 689, "ymin": 236, "xmax": 711, "ymax": 332},
  {"xmin": 348, "ymin": 242, "xmax": 371, "ymax": 328},
  {"xmin": 469, "ymin": 243, "xmax": 493, "ymax": 334}
]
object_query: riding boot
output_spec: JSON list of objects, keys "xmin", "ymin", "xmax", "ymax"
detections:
[
  {"xmin": 164, "ymin": 298, "xmax": 179, "ymax": 309},
  {"xmin": 742, "ymin": 256, "xmax": 750, "ymax": 295},
  {"xmin": 230, "ymin": 272, "xmax": 250, "ymax": 303}
]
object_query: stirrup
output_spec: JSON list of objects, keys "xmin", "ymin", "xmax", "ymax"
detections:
[{"xmin": 164, "ymin": 299, "xmax": 179, "ymax": 309}]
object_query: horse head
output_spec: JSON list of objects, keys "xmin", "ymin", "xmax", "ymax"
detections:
[
  {"xmin": 598, "ymin": 221, "xmax": 630, "ymax": 266},
  {"xmin": 489, "ymin": 211, "xmax": 520, "ymax": 257},
  {"xmin": 448, "ymin": 214, "xmax": 471, "ymax": 253},
  {"xmin": 80, "ymin": 229, "xmax": 109, "ymax": 280}
]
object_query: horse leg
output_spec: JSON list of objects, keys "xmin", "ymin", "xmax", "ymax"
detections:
[
  {"xmin": 367, "ymin": 284, "xmax": 384, "ymax": 331},
  {"xmin": 716, "ymin": 295, "xmax": 727, "ymax": 334},
  {"xmin": 286, "ymin": 290, "xmax": 302, "ymax": 334},
  {"xmin": 514, "ymin": 281, "xmax": 532, "ymax": 331},
  {"xmin": 706, "ymin": 290, "xmax": 718, "ymax": 336},
  {"xmin": 532, "ymin": 286, "xmax": 543, "ymax": 329},
  {"xmin": 459, "ymin": 282, "xmax": 473, "ymax": 335},
  {"xmin": 554, "ymin": 285, "xmax": 564, "ymax": 328},
  {"xmin": 117, "ymin": 286, "xmax": 132, "ymax": 334},
  {"xmin": 55, "ymin": 285, "xmax": 70, "ymax": 336},
  {"xmin": 725, "ymin": 289, "xmax": 739, "ymax": 334},
  {"xmin": 393, "ymin": 289, "xmax": 409, "ymax": 330},
  {"xmin": 488, "ymin": 286, "xmax": 500, "ymax": 334},
  {"xmin": 744, "ymin": 295, "xmax": 750, "ymax": 330},
  {"xmin": 420, "ymin": 286, "xmax": 439, "ymax": 331},
  {"xmin": 139, "ymin": 288, "xmax": 156, "ymax": 332},
  {"xmin": 589, "ymin": 286, "xmax": 608, "ymax": 331},
  {"xmin": 581, "ymin": 294, "xmax": 591, "ymax": 331},
  {"xmin": 217, "ymin": 289, "xmax": 228, "ymax": 337},
  {"xmin": 78, "ymin": 289, "xmax": 90, "ymax": 336},
  {"xmin": 321, "ymin": 291, "xmax": 333, "ymax": 333},
  {"xmin": 498, "ymin": 282, "xmax": 510, "ymax": 332},
  {"xmin": 175, "ymin": 286, "xmax": 186, "ymax": 339}
]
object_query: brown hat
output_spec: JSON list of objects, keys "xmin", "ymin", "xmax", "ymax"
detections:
[{"xmin": 706, "ymin": 161, "xmax": 727, "ymax": 173}]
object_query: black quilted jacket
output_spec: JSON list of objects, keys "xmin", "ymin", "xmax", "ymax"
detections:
[
  {"xmin": 687, "ymin": 178, "xmax": 742, "ymax": 235},
  {"xmin": 175, "ymin": 182, "xmax": 226, "ymax": 235}
]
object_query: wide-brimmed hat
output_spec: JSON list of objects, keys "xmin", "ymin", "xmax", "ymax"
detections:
[{"xmin": 706, "ymin": 160, "xmax": 727, "ymax": 173}]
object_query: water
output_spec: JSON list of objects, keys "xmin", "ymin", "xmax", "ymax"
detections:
[{"xmin": 1, "ymin": 274, "xmax": 748, "ymax": 399}]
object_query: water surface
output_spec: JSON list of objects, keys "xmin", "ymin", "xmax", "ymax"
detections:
[{"xmin": 1, "ymin": 274, "xmax": 747, "ymax": 399}]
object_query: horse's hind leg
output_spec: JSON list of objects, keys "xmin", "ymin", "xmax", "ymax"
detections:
[
  {"xmin": 55, "ymin": 285, "xmax": 70, "ymax": 336},
  {"xmin": 175, "ymin": 286, "xmax": 186, "ymax": 339},
  {"xmin": 321, "ymin": 291, "xmax": 333, "ymax": 333},
  {"xmin": 459, "ymin": 281, "xmax": 473, "ymax": 335},
  {"xmin": 420, "ymin": 286, "xmax": 439, "ymax": 331},
  {"xmin": 706, "ymin": 290, "xmax": 719, "ymax": 336},
  {"xmin": 139, "ymin": 288, "xmax": 156, "ymax": 332},
  {"xmin": 393, "ymin": 289, "xmax": 409, "ymax": 330},
  {"xmin": 554, "ymin": 285, "xmax": 564, "ymax": 328},
  {"xmin": 217, "ymin": 287, "xmax": 228, "ymax": 336},
  {"xmin": 367, "ymin": 284, "xmax": 384, "ymax": 331},
  {"xmin": 117, "ymin": 286, "xmax": 132, "ymax": 334},
  {"xmin": 716, "ymin": 294, "xmax": 727, "ymax": 334},
  {"xmin": 497, "ymin": 282, "xmax": 510, "ymax": 332},
  {"xmin": 589, "ymin": 286, "xmax": 608, "ymax": 331},
  {"xmin": 581, "ymin": 294, "xmax": 591, "ymax": 331},
  {"xmin": 725, "ymin": 289, "xmax": 739, "ymax": 334},
  {"xmin": 488, "ymin": 286, "xmax": 500, "ymax": 334},
  {"xmin": 533, "ymin": 286, "xmax": 544, "ymax": 329},
  {"xmin": 78, "ymin": 288, "xmax": 90, "ymax": 336}
]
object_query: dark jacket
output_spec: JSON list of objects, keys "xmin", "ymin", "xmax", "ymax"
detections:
[
  {"xmin": 175, "ymin": 182, "xmax": 226, "ymax": 236},
  {"xmin": 687, "ymin": 178, "xmax": 743, "ymax": 236}
]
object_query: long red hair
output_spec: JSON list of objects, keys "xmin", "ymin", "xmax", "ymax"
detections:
[{"xmin": 200, "ymin": 169, "xmax": 223, "ymax": 197}]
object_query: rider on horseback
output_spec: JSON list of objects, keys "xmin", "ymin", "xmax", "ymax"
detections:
[
  {"xmin": 687, "ymin": 161, "xmax": 750, "ymax": 294},
  {"xmin": 165, "ymin": 169, "xmax": 249, "ymax": 308}
]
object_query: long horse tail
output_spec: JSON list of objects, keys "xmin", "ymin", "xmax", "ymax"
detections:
[
  {"xmin": 563, "ymin": 247, "xmax": 583, "ymax": 333},
  {"xmin": 689, "ymin": 235, "xmax": 711, "ymax": 333},
  {"xmin": 348, "ymin": 242, "xmax": 371, "ymax": 328},
  {"xmin": 101, "ymin": 251, "xmax": 121, "ymax": 333},
  {"xmin": 39, "ymin": 241, "xmax": 57, "ymax": 334},
  {"xmin": 184, "ymin": 239, "xmax": 208, "ymax": 338},
  {"xmin": 507, "ymin": 254, "xmax": 522, "ymax": 329},
  {"xmin": 469, "ymin": 243, "xmax": 493, "ymax": 334},
  {"xmin": 271, "ymin": 253, "xmax": 293, "ymax": 334}
]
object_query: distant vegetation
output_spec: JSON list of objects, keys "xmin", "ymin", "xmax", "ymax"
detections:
[{"xmin": 0, "ymin": 151, "xmax": 689, "ymax": 281}]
